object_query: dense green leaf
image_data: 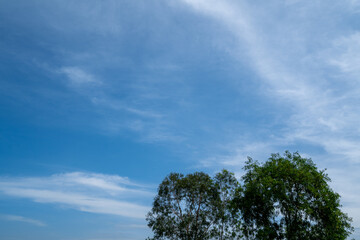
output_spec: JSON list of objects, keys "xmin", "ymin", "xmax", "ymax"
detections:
[
  {"xmin": 147, "ymin": 151, "xmax": 353, "ymax": 240},
  {"xmin": 237, "ymin": 151, "xmax": 353, "ymax": 240}
]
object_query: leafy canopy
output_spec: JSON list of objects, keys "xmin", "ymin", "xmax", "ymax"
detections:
[
  {"xmin": 147, "ymin": 151, "xmax": 354, "ymax": 240},
  {"xmin": 238, "ymin": 151, "xmax": 354, "ymax": 240},
  {"xmin": 146, "ymin": 171, "xmax": 241, "ymax": 240}
]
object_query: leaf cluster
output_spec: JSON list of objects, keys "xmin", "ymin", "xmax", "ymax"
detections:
[
  {"xmin": 238, "ymin": 151, "xmax": 353, "ymax": 240},
  {"xmin": 147, "ymin": 152, "xmax": 354, "ymax": 240},
  {"xmin": 146, "ymin": 170, "xmax": 241, "ymax": 240}
]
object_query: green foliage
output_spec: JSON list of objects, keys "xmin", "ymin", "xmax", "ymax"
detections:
[
  {"xmin": 146, "ymin": 172, "xmax": 216, "ymax": 240},
  {"xmin": 146, "ymin": 171, "xmax": 241, "ymax": 240},
  {"xmin": 237, "ymin": 151, "xmax": 354, "ymax": 240},
  {"xmin": 147, "ymin": 151, "xmax": 354, "ymax": 240},
  {"xmin": 213, "ymin": 170, "xmax": 243, "ymax": 240}
]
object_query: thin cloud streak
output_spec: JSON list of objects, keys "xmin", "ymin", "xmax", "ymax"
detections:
[
  {"xmin": 0, "ymin": 172, "xmax": 153, "ymax": 219},
  {"xmin": 181, "ymin": 0, "xmax": 311, "ymax": 96},
  {"xmin": 180, "ymin": 0, "xmax": 360, "ymax": 163},
  {"xmin": 328, "ymin": 32, "xmax": 360, "ymax": 77},
  {"xmin": 180, "ymin": 1, "xmax": 360, "ymax": 232},
  {"xmin": 1, "ymin": 188, "xmax": 148, "ymax": 219},
  {"xmin": 0, "ymin": 214, "xmax": 46, "ymax": 227},
  {"xmin": 59, "ymin": 66, "xmax": 101, "ymax": 86},
  {"xmin": 57, "ymin": 65, "xmax": 175, "ymax": 141}
]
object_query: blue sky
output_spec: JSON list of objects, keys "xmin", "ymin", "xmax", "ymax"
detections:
[{"xmin": 1, "ymin": 0, "xmax": 360, "ymax": 239}]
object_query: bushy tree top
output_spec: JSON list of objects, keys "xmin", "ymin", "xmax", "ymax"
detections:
[
  {"xmin": 239, "ymin": 151, "xmax": 354, "ymax": 240},
  {"xmin": 147, "ymin": 151, "xmax": 354, "ymax": 240}
]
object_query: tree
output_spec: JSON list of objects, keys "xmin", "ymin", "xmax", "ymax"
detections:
[
  {"xmin": 236, "ymin": 151, "xmax": 354, "ymax": 240},
  {"xmin": 213, "ymin": 170, "xmax": 242, "ymax": 240},
  {"xmin": 146, "ymin": 171, "xmax": 242, "ymax": 240},
  {"xmin": 146, "ymin": 172, "xmax": 217, "ymax": 240}
]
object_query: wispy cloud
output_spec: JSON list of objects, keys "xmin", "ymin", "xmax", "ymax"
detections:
[
  {"xmin": 179, "ymin": 1, "xmax": 360, "ymax": 230},
  {"xmin": 60, "ymin": 66, "xmax": 100, "ymax": 86},
  {"xmin": 0, "ymin": 214, "xmax": 46, "ymax": 227},
  {"xmin": 56, "ymin": 65, "xmax": 179, "ymax": 142},
  {"xmin": 328, "ymin": 32, "xmax": 360, "ymax": 77},
  {"xmin": 90, "ymin": 98, "xmax": 163, "ymax": 119},
  {"xmin": 1, "ymin": 0, "xmax": 360, "ymax": 238},
  {"xmin": 180, "ymin": 0, "xmax": 360, "ymax": 162},
  {"xmin": 0, "ymin": 172, "xmax": 152, "ymax": 219}
]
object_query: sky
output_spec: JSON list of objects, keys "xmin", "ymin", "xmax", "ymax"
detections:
[{"xmin": 1, "ymin": 0, "xmax": 360, "ymax": 239}]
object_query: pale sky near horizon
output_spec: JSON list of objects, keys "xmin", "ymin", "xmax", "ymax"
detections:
[{"xmin": 1, "ymin": 0, "xmax": 360, "ymax": 239}]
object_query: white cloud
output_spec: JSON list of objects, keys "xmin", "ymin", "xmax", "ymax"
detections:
[
  {"xmin": 179, "ymin": 1, "xmax": 360, "ymax": 231},
  {"xmin": 0, "ymin": 214, "xmax": 46, "ymax": 227},
  {"xmin": 181, "ymin": 0, "xmax": 310, "ymax": 96},
  {"xmin": 91, "ymin": 98, "xmax": 163, "ymax": 119},
  {"xmin": 60, "ymin": 66, "xmax": 100, "ymax": 85},
  {"xmin": 328, "ymin": 32, "xmax": 360, "ymax": 76},
  {"xmin": 0, "ymin": 172, "xmax": 153, "ymax": 219},
  {"xmin": 180, "ymin": 0, "xmax": 360, "ymax": 162},
  {"xmin": 56, "ymin": 66, "xmax": 175, "ymax": 142}
]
